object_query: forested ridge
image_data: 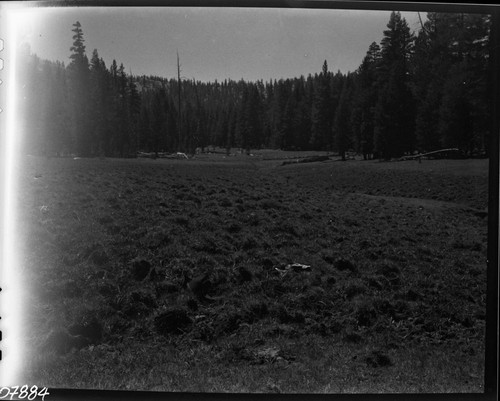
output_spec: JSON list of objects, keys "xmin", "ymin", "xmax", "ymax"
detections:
[{"xmin": 18, "ymin": 12, "xmax": 491, "ymax": 159}]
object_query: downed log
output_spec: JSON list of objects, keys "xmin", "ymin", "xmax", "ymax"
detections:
[
  {"xmin": 399, "ymin": 148, "xmax": 464, "ymax": 161},
  {"xmin": 281, "ymin": 155, "xmax": 330, "ymax": 166}
]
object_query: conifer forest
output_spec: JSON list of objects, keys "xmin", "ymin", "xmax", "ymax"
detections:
[{"xmin": 18, "ymin": 12, "xmax": 491, "ymax": 160}]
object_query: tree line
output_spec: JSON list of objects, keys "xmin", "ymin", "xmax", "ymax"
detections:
[{"xmin": 18, "ymin": 12, "xmax": 492, "ymax": 159}]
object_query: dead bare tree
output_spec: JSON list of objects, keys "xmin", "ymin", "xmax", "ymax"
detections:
[{"xmin": 177, "ymin": 50, "xmax": 182, "ymax": 152}]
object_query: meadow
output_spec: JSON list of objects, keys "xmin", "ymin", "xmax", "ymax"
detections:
[{"xmin": 17, "ymin": 150, "xmax": 488, "ymax": 393}]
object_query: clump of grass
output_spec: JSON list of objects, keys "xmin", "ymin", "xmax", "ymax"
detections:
[
  {"xmin": 359, "ymin": 239, "xmax": 373, "ymax": 249},
  {"xmin": 344, "ymin": 280, "xmax": 368, "ymax": 299},
  {"xmin": 323, "ymin": 274, "xmax": 337, "ymax": 286},
  {"xmin": 353, "ymin": 299, "xmax": 377, "ymax": 327},
  {"xmin": 192, "ymin": 234, "xmax": 230, "ymax": 255},
  {"xmin": 97, "ymin": 280, "xmax": 119, "ymax": 298},
  {"xmin": 154, "ymin": 281, "xmax": 179, "ymax": 297},
  {"xmin": 264, "ymin": 323, "xmax": 299, "ymax": 338},
  {"xmin": 42, "ymin": 278, "xmax": 83, "ymax": 300},
  {"xmin": 260, "ymin": 199, "xmax": 281, "ymax": 210},
  {"xmin": 366, "ymin": 350, "xmax": 393, "ymax": 368},
  {"xmin": 68, "ymin": 315, "xmax": 104, "ymax": 345},
  {"xmin": 154, "ymin": 307, "xmax": 192, "ymax": 335},
  {"xmin": 376, "ymin": 261, "xmax": 401, "ymax": 287},
  {"xmin": 236, "ymin": 266, "xmax": 254, "ymax": 284},
  {"xmin": 274, "ymin": 305, "xmax": 305, "ymax": 324},
  {"xmin": 372, "ymin": 296, "xmax": 396, "ymax": 316},
  {"xmin": 118, "ymin": 289, "xmax": 157, "ymax": 319},
  {"xmin": 171, "ymin": 215, "xmax": 190, "ymax": 226},
  {"xmin": 219, "ymin": 197, "xmax": 232, "ymax": 207},
  {"xmin": 244, "ymin": 300, "xmax": 270, "ymax": 322},
  {"xmin": 343, "ymin": 330, "xmax": 363, "ymax": 344},
  {"xmin": 214, "ymin": 306, "xmax": 246, "ymax": 335},
  {"xmin": 130, "ymin": 258, "xmax": 153, "ymax": 281},
  {"xmin": 227, "ymin": 221, "xmax": 242, "ymax": 233},
  {"xmin": 366, "ymin": 276, "xmax": 384, "ymax": 290},
  {"xmin": 332, "ymin": 258, "xmax": 357, "ymax": 273},
  {"xmin": 241, "ymin": 235, "xmax": 259, "ymax": 250}
]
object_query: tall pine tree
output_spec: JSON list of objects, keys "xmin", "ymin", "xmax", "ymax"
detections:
[
  {"xmin": 374, "ymin": 12, "xmax": 415, "ymax": 159},
  {"xmin": 68, "ymin": 21, "xmax": 91, "ymax": 156},
  {"xmin": 310, "ymin": 61, "xmax": 332, "ymax": 150}
]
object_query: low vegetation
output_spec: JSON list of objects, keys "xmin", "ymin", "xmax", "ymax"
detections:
[{"xmin": 18, "ymin": 151, "xmax": 487, "ymax": 393}]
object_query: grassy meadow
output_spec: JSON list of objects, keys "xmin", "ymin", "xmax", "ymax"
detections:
[{"xmin": 16, "ymin": 150, "xmax": 488, "ymax": 393}]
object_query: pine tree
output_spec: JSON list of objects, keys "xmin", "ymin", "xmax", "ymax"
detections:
[
  {"xmin": 51, "ymin": 61, "xmax": 70, "ymax": 156},
  {"xmin": 127, "ymin": 76, "xmax": 141, "ymax": 155},
  {"xmin": 412, "ymin": 12, "xmax": 490, "ymax": 155},
  {"xmin": 68, "ymin": 21, "xmax": 90, "ymax": 156},
  {"xmin": 439, "ymin": 62, "xmax": 474, "ymax": 153},
  {"xmin": 89, "ymin": 49, "xmax": 110, "ymax": 156},
  {"xmin": 310, "ymin": 61, "xmax": 332, "ymax": 150},
  {"xmin": 291, "ymin": 76, "xmax": 312, "ymax": 151},
  {"xmin": 351, "ymin": 42, "xmax": 380, "ymax": 159},
  {"xmin": 374, "ymin": 12, "xmax": 415, "ymax": 159},
  {"xmin": 333, "ymin": 79, "xmax": 353, "ymax": 161},
  {"xmin": 236, "ymin": 83, "xmax": 262, "ymax": 153}
]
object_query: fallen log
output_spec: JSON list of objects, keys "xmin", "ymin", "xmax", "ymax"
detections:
[
  {"xmin": 399, "ymin": 148, "xmax": 464, "ymax": 161},
  {"xmin": 281, "ymin": 155, "xmax": 330, "ymax": 166}
]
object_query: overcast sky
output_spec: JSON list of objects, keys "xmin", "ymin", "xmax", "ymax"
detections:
[{"xmin": 15, "ymin": 6, "xmax": 424, "ymax": 82}]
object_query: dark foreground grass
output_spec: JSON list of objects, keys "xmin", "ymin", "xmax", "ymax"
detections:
[
  {"xmin": 24, "ymin": 337, "xmax": 484, "ymax": 393},
  {"xmin": 17, "ymin": 153, "xmax": 487, "ymax": 393}
]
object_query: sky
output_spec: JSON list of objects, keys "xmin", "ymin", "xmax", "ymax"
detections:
[{"xmin": 13, "ymin": 5, "xmax": 425, "ymax": 82}]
